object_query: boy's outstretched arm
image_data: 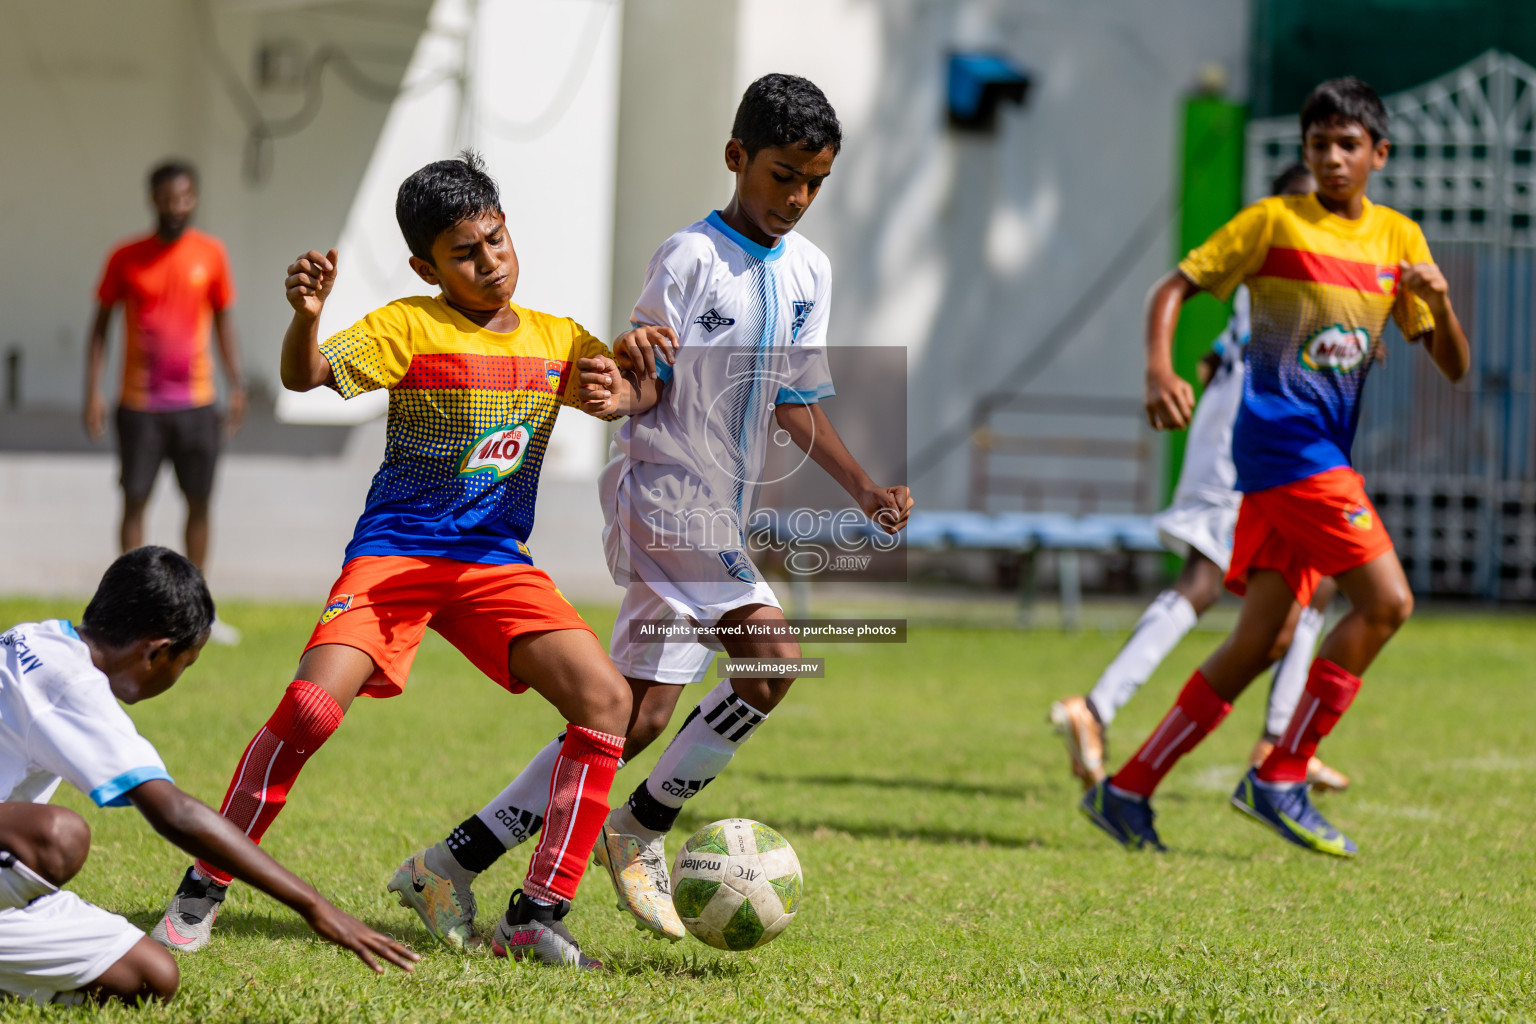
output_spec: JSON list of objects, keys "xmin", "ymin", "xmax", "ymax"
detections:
[
  {"xmin": 1144, "ymin": 270, "xmax": 1203, "ymax": 431},
  {"xmin": 774, "ymin": 402, "xmax": 913, "ymax": 534},
  {"xmin": 1401, "ymin": 260, "xmax": 1471, "ymax": 382},
  {"xmin": 280, "ymin": 248, "xmax": 339, "ymax": 392},
  {"xmin": 579, "ymin": 329, "xmax": 676, "ymax": 418},
  {"xmin": 127, "ymin": 779, "xmax": 419, "ymax": 973}
]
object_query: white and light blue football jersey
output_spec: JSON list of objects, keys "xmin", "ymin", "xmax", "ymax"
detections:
[
  {"xmin": 0, "ymin": 621, "xmax": 171, "ymax": 809},
  {"xmin": 616, "ymin": 211, "xmax": 835, "ymax": 519}
]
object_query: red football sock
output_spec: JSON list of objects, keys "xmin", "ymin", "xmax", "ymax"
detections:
[
  {"xmin": 522, "ymin": 725, "xmax": 624, "ymax": 904},
  {"xmin": 194, "ymin": 680, "xmax": 344, "ymax": 886},
  {"xmin": 1257, "ymin": 658, "xmax": 1361, "ymax": 783},
  {"xmin": 1110, "ymin": 671, "xmax": 1232, "ymax": 797}
]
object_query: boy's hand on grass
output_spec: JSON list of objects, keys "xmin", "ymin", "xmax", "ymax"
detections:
[
  {"xmin": 612, "ymin": 324, "xmax": 678, "ymax": 379},
  {"xmin": 1145, "ymin": 366, "xmax": 1194, "ymax": 431},
  {"xmin": 286, "ymin": 248, "xmax": 338, "ymax": 318},
  {"xmin": 578, "ymin": 354, "xmax": 625, "ymax": 415},
  {"xmin": 301, "ymin": 900, "xmax": 420, "ymax": 974},
  {"xmin": 861, "ymin": 485, "xmax": 914, "ymax": 534},
  {"xmin": 1400, "ymin": 260, "xmax": 1450, "ymax": 315}
]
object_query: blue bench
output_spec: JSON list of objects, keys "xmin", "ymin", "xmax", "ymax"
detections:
[{"xmin": 902, "ymin": 510, "xmax": 1164, "ymax": 627}]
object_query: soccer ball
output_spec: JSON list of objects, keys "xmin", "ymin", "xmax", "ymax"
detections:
[{"xmin": 670, "ymin": 818, "xmax": 802, "ymax": 951}]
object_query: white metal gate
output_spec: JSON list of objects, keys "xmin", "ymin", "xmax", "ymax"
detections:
[{"xmin": 1247, "ymin": 51, "xmax": 1536, "ymax": 600}]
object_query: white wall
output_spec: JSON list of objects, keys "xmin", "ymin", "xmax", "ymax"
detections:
[
  {"xmin": 0, "ymin": 0, "xmax": 433, "ymax": 411},
  {"xmin": 280, "ymin": 0, "xmax": 624, "ymax": 479},
  {"xmin": 607, "ymin": 0, "xmax": 1249, "ymax": 508}
]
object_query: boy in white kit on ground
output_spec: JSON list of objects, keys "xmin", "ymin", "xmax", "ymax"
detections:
[
  {"xmin": 388, "ymin": 74, "xmax": 913, "ymax": 949},
  {"xmin": 0, "ymin": 547, "xmax": 415, "ymax": 1006},
  {"xmin": 1049, "ymin": 165, "xmax": 1348, "ymax": 793}
]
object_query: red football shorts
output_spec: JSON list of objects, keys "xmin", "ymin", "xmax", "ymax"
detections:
[
  {"xmin": 304, "ymin": 555, "xmax": 595, "ymax": 698},
  {"xmin": 1226, "ymin": 466, "xmax": 1393, "ymax": 605}
]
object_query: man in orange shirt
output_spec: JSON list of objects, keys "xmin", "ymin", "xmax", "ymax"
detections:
[{"xmin": 84, "ymin": 161, "xmax": 246, "ymax": 606}]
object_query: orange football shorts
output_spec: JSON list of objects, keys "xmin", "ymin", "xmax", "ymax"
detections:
[
  {"xmin": 304, "ymin": 555, "xmax": 594, "ymax": 698},
  {"xmin": 1226, "ymin": 466, "xmax": 1394, "ymax": 605}
]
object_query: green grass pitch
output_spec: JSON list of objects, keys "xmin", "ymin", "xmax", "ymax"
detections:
[{"xmin": 1, "ymin": 597, "xmax": 1532, "ymax": 1022}]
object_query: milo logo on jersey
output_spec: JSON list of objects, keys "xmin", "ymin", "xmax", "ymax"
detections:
[
  {"xmin": 1300, "ymin": 325, "xmax": 1370, "ymax": 373},
  {"xmin": 459, "ymin": 423, "xmax": 534, "ymax": 480}
]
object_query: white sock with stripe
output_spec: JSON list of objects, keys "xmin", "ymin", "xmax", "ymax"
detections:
[{"xmin": 1087, "ymin": 590, "xmax": 1199, "ymax": 725}]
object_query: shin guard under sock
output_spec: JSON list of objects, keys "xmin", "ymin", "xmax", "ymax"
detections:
[
  {"xmin": 1258, "ymin": 658, "xmax": 1361, "ymax": 783},
  {"xmin": 629, "ymin": 680, "xmax": 769, "ymax": 834},
  {"xmin": 1110, "ymin": 671, "xmax": 1232, "ymax": 798},
  {"xmin": 195, "ymin": 680, "xmax": 343, "ymax": 885},
  {"xmin": 522, "ymin": 725, "xmax": 624, "ymax": 904}
]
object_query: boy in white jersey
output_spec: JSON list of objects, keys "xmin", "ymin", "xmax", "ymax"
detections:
[
  {"xmin": 390, "ymin": 74, "xmax": 912, "ymax": 947},
  {"xmin": 0, "ymin": 548, "xmax": 415, "ymax": 1006},
  {"xmin": 1050, "ymin": 166, "xmax": 1348, "ymax": 794}
]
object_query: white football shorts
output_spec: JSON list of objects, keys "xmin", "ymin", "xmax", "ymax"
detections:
[
  {"xmin": 0, "ymin": 890, "xmax": 144, "ymax": 1004},
  {"xmin": 601, "ymin": 456, "xmax": 782, "ymax": 685},
  {"xmin": 1152, "ymin": 495, "xmax": 1239, "ymax": 573}
]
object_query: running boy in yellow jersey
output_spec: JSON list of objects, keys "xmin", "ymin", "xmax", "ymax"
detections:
[
  {"xmin": 1082, "ymin": 78, "xmax": 1469, "ymax": 856},
  {"xmin": 150, "ymin": 153, "xmax": 670, "ymax": 968}
]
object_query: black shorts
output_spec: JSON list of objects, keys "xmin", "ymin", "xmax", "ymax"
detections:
[{"xmin": 115, "ymin": 405, "xmax": 220, "ymax": 502}]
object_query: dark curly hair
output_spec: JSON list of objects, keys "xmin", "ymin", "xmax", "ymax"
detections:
[
  {"xmin": 81, "ymin": 547, "xmax": 214, "ymax": 654},
  {"xmin": 395, "ymin": 150, "xmax": 502, "ymax": 262},
  {"xmin": 732, "ymin": 74, "xmax": 842, "ymax": 157}
]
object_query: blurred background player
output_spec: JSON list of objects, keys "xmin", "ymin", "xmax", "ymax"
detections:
[
  {"xmin": 84, "ymin": 161, "xmax": 246, "ymax": 646},
  {"xmin": 151, "ymin": 153, "xmax": 667, "ymax": 969},
  {"xmin": 0, "ymin": 547, "xmax": 415, "ymax": 1007},
  {"xmin": 1082, "ymin": 78, "xmax": 1469, "ymax": 856},
  {"xmin": 388, "ymin": 74, "xmax": 911, "ymax": 948},
  {"xmin": 1050, "ymin": 164, "xmax": 1349, "ymax": 795}
]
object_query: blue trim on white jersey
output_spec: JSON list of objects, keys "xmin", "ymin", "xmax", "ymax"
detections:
[
  {"xmin": 89, "ymin": 766, "xmax": 174, "ymax": 808},
  {"xmin": 775, "ymin": 382, "xmax": 836, "ymax": 405},
  {"xmin": 56, "ymin": 621, "xmax": 81, "ymax": 642},
  {"xmin": 706, "ymin": 211, "xmax": 786, "ymax": 263}
]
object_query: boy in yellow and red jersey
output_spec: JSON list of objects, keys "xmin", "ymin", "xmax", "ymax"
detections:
[
  {"xmin": 148, "ymin": 152, "xmax": 670, "ymax": 968},
  {"xmin": 1081, "ymin": 78, "xmax": 1469, "ymax": 857}
]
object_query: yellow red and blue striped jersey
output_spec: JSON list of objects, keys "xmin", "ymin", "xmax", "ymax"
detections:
[
  {"xmin": 1179, "ymin": 194, "xmax": 1436, "ymax": 492},
  {"xmin": 319, "ymin": 296, "xmax": 612, "ymax": 565}
]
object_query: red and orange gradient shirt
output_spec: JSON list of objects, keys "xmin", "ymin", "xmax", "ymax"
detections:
[{"xmin": 95, "ymin": 229, "xmax": 235, "ymax": 412}]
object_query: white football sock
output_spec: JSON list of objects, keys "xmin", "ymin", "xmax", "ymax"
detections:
[
  {"xmin": 628, "ymin": 680, "xmax": 769, "ymax": 833},
  {"xmin": 1265, "ymin": 605, "xmax": 1325, "ymax": 738},
  {"xmin": 1086, "ymin": 589, "xmax": 1199, "ymax": 726},
  {"xmin": 472, "ymin": 733, "xmax": 564, "ymax": 849}
]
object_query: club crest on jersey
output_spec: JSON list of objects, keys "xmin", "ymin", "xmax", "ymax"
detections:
[
  {"xmin": 695, "ymin": 307, "xmax": 735, "ymax": 333},
  {"xmin": 1300, "ymin": 325, "xmax": 1370, "ymax": 373},
  {"xmin": 1376, "ymin": 266, "xmax": 1398, "ymax": 295},
  {"xmin": 790, "ymin": 300, "xmax": 815, "ymax": 341},
  {"xmin": 459, "ymin": 423, "xmax": 533, "ymax": 480},
  {"xmin": 320, "ymin": 595, "xmax": 353, "ymax": 624},
  {"xmin": 544, "ymin": 360, "xmax": 565, "ymax": 393},
  {"xmin": 719, "ymin": 550, "xmax": 757, "ymax": 584},
  {"xmin": 1345, "ymin": 505, "xmax": 1374, "ymax": 530}
]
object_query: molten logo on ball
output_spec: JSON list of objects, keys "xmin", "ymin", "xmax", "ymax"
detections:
[{"xmin": 670, "ymin": 818, "xmax": 802, "ymax": 951}]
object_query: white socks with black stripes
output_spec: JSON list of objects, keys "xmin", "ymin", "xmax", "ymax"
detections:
[{"xmin": 625, "ymin": 679, "xmax": 771, "ymax": 835}]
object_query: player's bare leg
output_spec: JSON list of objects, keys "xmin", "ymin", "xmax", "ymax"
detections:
[
  {"xmin": 183, "ymin": 497, "xmax": 210, "ymax": 573},
  {"xmin": 120, "ymin": 496, "xmax": 148, "ymax": 554},
  {"xmin": 598, "ymin": 603, "xmax": 795, "ymax": 941},
  {"xmin": 81, "ymin": 938, "xmax": 180, "ymax": 1005},
  {"xmin": 154, "ymin": 645, "xmax": 369, "ymax": 953},
  {"xmin": 0, "ymin": 803, "xmax": 91, "ymax": 892},
  {"xmin": 1054, "ymin": 552, "xmax": 1226, "ymax": 788}
]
